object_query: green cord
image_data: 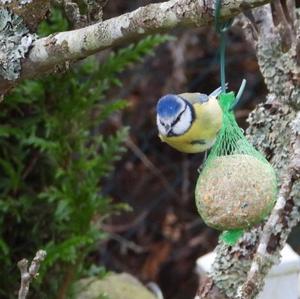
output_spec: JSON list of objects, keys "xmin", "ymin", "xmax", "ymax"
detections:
[
  {"xmin": 229, "ymin": 79, "xmax": 247, "ymax": 111},
  {"xmin": 214, "ymin": 0, "xmax": 234, "ymax": 94},
  {"xmin": 219, "ymin": 31, "xmax": 226, "ymax": 93},
  {"xmin": 214, "ymin": 0, "xmax": 247, "ymax": 110},
  {"xmin": 214, "ymin": 0, "xmax": 234, "ymax": 33}
]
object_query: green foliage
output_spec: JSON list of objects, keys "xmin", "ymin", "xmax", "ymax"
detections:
[
  {"xmin": 0, "ymin": 8, "xmax": 171, "ymax": 299},
  {"xmin": 38, "ymin": 8, "xmax": 69, "ymax": 36}
]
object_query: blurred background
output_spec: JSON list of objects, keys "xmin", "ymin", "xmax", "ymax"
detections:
[
  {"xmin": 99, "ymin": 1, "xmax": 268, "ymax": 299},
  {"xmin": 5, "ymin": 1, "xmax": 300, "ymax": 299}
]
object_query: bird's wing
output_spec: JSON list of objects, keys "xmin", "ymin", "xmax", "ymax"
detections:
[
  {"xmin": 179, "ymin": 93, "xmax": 209, "ymax": 104},
  {"xmin": 179, "ymin": 84, "xmax": 229, "ymax": 105}
]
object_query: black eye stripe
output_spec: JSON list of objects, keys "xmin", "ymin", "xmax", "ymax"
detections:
[
  {"xmin": 184, "ymin": 99, "xmax": 195, "ymax": 121},
  {"xmin": 167, "ymin": 100, "xmax": 195, "ymax": 137},
  {"xmin": 171, "ymin": 104, "xmax": 187, "ymax": 127}
]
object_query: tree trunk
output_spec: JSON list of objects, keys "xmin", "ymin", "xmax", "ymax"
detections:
[{"xmin": 198, "ymin": 2, "xmax": 300, "ymax": 298}]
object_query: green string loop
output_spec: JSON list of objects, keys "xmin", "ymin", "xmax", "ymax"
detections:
[
  {"xmin": 195, "ymin": 1, "xmax": 277, "ymax": 246},
  {"xmin": 214, "ymin": 0, "xmax": 246, "ymax": 109},
  {"xmin": 214, "ymin": 0, "xmax": 234, "ymax": 34},
  {"xmin": 219, "ymin": 32, "xmax": 227, "ymax": 93},
  {"xmin": 214, "ymin": 0, "xmax": 234, "ymax": 94}
]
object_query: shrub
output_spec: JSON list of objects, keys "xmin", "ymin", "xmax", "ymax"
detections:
[{"xmin": 0, "ymin": 8, "xmax": 171, "ymax": 298}]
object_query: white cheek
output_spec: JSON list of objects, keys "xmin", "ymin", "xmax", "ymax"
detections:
[
  {"xmin": 157, "ymin": 116, "xmax": 167, "ymax": 136},
  {"xmin": 172, "ymin": 109, "xmax": 192, "ymax": 135}
]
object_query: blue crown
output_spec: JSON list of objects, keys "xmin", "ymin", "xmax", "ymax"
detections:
[{"xmin": 156, "ymin": 95, "xmax": 182, "ymax": 118}]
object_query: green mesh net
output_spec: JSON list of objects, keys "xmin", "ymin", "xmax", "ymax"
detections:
[
  {"xmin": 205, "ymin": 92, "xmax": 270, "ymax": 163},
  {"xmin": 195, "ymin": 92, "xmax": 277, "ymax": 245}
]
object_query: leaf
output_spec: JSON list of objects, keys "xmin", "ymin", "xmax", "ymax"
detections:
[
  {"xmin": 0, "ymin": 126, "xmax": 23, "ymax": 138},
  {"xmin": 0, "ymin": 239, "xmax": 9, "ymax": 256},
  {"xmin": 0, "ymin": 159, "xmax": 22, "ymax": 190},
  {"xmin": 22, "ymin": 135, "xmax": 59, "ymax": 152}
]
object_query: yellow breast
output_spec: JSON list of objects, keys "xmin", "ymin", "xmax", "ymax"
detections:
[{"xmin": 159, "ymin": 98, "xmax": 222, "ymax": 153}]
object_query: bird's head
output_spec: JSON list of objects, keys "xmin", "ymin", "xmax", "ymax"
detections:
[{"xmin": 156, "ymin": 94, "xmax": 194, "ymax": 137}]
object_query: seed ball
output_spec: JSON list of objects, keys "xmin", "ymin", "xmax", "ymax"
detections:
[{"xmin": 195, "ymin": 155, "xmax": 277, "ymax": 230}]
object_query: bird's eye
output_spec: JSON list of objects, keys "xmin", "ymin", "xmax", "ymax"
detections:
[{"xmin": 160, "ymin": 120, "xmax": 165, "ymax": 126}]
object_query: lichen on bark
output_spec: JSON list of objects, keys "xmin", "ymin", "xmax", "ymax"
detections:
[
  {"xmin": 1, "ymin": 0, "xmax": 50, "ymax": 31},
  {"xmin": 199, "ymin": 3, "xmax": 300, "ymax": 298},
  {"xmin": 0, "ymin": 0, "xmax": 32, "ymax": 4},
  {"xmin": 0, "ymin": 8, "xmax": 36, "ymax": 80},
  {"xmin": 210, "ymin": 228, "xmax": 261, "ymax": 298}
]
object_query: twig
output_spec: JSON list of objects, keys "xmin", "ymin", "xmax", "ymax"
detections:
[
  {"xmin": 239, "ymin": 10, "xmax": 259, "ymax": 42},
  {"xmin": 181, "ymin": 157, "xmax": 190, "ymax": 203},
  {"xmin": 109, "ymin": 233, "xmax": 145, "ymax": 254},
  {"xmin": 84, "ymin": 0, "xmax": 109, "ymax": 22},
  {"xmin": 164, "ymin": 31, "xmax": 188, "ymax": 91},
  {"xmin": 18, "ymin": 250, "xmax": 47, "ymax": 299},
  {"xmin": 125, "ymin": 137, "xmax": 180, "ymax": 200},
  {"xmin": 273, "ymin": 0, "xmax": 294, "ymax": 51},
  {"xmin": 21, "ymin": 151, "xmax": 39, "ymax": 179},
  {"xmin": 286, "ymin": 0, "xmax": 296, "ymax": 27},
  {"xmin": 63, "ymin": 0, "xmax": 87, "ymax": 28},
  {"xmin": 56, "ymin": 263, "xmax": 77, "ymax": 299},
  {"xmin": 101, "ymin": 210, "xmax": 149, "ymax": 233},
  {"xmin": 273, "ymin": 0, "xmax": 290, "ymax": 25}
]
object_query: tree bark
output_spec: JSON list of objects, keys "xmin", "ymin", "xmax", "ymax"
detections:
[
  {"xmin": 1, "ymin": 0, "xmax": 50, "ymax": 31},
  {"xmin": 0, "ymin": 0, "xmax": 270, "ymax": 95},
  {"xmin": 198, "ymin": 2, "xmax": 300, "ymax": 298}
]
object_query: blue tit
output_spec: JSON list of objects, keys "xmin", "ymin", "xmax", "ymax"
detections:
[{"xmin": 156, "ymin": 87, "xmax": 223, "ymax": 153}]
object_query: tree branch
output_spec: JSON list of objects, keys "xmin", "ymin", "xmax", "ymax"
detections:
[
  {"xmin": 198, "ymin": 2, "xmax": 300, "ymax": 298},
  {"xmin": 18, "ymin": 250, "xmax": 47, "ymax": 299},
  {"xmin": 0, "ymin": 0, "xmax": 270, "ymax": 95},
  {"xmin": 237, "ymin": 113, "xmax": 300, "ymax": 298}
]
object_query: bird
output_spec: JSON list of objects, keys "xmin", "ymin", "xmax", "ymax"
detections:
[{"xmin": 156, "ymin": 87, "xmax": 224, "ymax": 153}]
